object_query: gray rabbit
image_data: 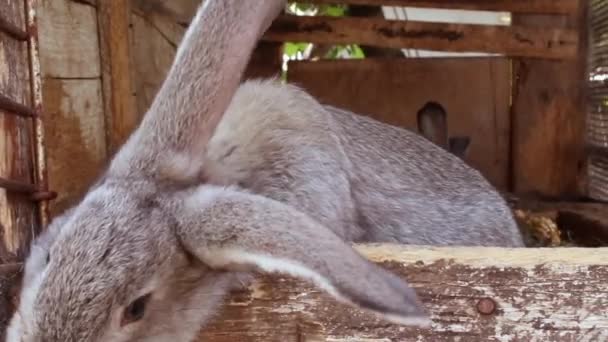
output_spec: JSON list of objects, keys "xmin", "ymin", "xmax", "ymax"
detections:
[{"xmin": 7, "ymin": 1, "xmax": 523, "ymax": 341}]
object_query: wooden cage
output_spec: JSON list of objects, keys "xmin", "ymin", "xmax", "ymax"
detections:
[{"xmin": 1, "ymin": 0, "xmax": 608, "ymax": 341}]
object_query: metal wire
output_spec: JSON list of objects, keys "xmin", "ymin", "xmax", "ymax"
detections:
[{"xmin": 588, "ymin": 0, "xmax": 608, "ymax": 200}]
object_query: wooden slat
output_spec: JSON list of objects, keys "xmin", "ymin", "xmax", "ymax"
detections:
[
  {"xmin": 307, "ymin": 0, "xmax": 578, "ymax": 15},
  {"xmin": 198, "ymin": 245, "xmax": 608, "ymax": 341},
  {"xmin": 511, "ymin": 2, "xmax": 589, "ymax": 198},
  {"xmin": 264, "ymin": 15, "xmax": 578, "ymax": 59},
  {"xmin": 129, "ymin": 11, "xmax": 183, "ymax": 120},
  {"xmin": 41, "ymin": 78, "xmax": 107, "ymax": 216},
  {"xmin": 97, "ymin": 0, "xmax": 139, "ymax": 155}
]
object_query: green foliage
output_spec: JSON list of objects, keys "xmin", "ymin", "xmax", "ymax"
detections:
[
  {"xmin": 283, "ymin": 2, "xmax": 365, "ymax": 61},
  {"xmin": 287, "ymin": 2, "xmax": 348, "ymax": 16},
  {"xmin": 325, "ymin": 44, "xmax": 365, "ymax": 59},
  {"xmin": 283, "ymin": 42, "xmax": 310, "ymax": 59}
]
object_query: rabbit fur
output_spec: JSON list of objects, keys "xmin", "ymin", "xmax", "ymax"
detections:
[{"xmin": 7, "ymin": 0, "xmax": 522, "ymax": 341}]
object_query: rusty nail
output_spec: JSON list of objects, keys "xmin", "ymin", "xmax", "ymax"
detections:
[{"xmin": 476, "ymin": 297, "xmax": 497, "ymax": 315}]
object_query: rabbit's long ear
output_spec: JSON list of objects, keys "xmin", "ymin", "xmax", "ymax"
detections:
[
  {"xmin": 173, "ymin": 187, "xmax": 430, "ymax": 327},
  {"xmin": 108, "ymin": 0, "xmax": 286, "ymax": 181}
]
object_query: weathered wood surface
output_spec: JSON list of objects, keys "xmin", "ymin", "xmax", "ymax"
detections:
[
  {"xmin": 198, "ymin": 245, "xmax": 608, "ymax": 341},
  {"xmin": 0, "ymin": 0, "xmax": 38, "ymax": 262},
  {"xmin": 36, "ymin": 0, "xmax": 108, "ymax": 216},
  {"xmin": 307, "ymin": 0, "xmax": 578, "ymax": 15},
  {"xmin": 41, "ymin": 78, "xmax": 107, "ymax": 215},
  {"xmin": 129, "ymin": 11, "xmax": 183, "ymax": 118},
  {"xmin": 288, "ymin": 58, "xmax": 511, "ymax": 190},
  {"xmin": 265, "ymin": 15, "xmax": 579, "ymax": 60},
  {"xmin": 37, "ymin": 0, "xmax": 100, "ymax": 78},
  {"xmin": 98, "ymin": 0, "xmax": 138, "ymax": 156},
  {"xmin": 511, "ymin": 2, "xmax": 588, "ymax": 198}
]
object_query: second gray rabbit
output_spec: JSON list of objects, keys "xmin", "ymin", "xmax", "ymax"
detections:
[{"xmin": 202, "ymin": 79, "xmax": 524, "ymax": 246}]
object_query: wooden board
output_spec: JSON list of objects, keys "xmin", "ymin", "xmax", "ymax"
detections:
[
  {"xmin": 37, "ymin": 0, "xmax": 100, "ymax": 78},
  {"xmin": 0, "ymin": 0, "xmax": 37, "ymax": 262},
  {"xmin": 287, "ymin": 58, "xmax": 511, "ymax": 190},
  {"xmin": 306, "ymin": 0, "xmax": 578, "ymax": 15},
  {"xmin": 511, "ymin": 3, "xmax": 588, "ymax": 199},
  {"xmin": 198, "ymin": 245, "xmax": 608, "ymax": 341},
  {"xmin": 35, "ymin": 0, "xmax": 109, "ymax": 216},
  {"xmin": 98, "ymin": 0, "xmax": 138, "ymax": 156},
  {"xmin": 129, "ymin": 12, "xmax": 183, "ymax": 118},
  {"xmin": 41, "ymin": 78, "xmax": 107, "ymax": 216},
  {"xmin": 265, "ymin": 15, "xmax": 578, "ymax": 60}
]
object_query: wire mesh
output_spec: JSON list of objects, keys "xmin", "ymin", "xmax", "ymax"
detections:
[{"xmin": 588, "ymin": 0, "xmax": 608, "ymax": 200}]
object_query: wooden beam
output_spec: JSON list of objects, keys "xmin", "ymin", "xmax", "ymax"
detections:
[
  {"xmin": 306, "ymin": 0, "xmax": 578, "ymax": 15},
  {"xmin": 198, "ymin": 245, "xmax": 608, "ymax": 341},
  {"xmin": 264, "ymin": 15, "xmax": 578, "ymax": 59},
  {"xmin": 97, "ymin": 0, "xmax": 138, "ymax": 156}
]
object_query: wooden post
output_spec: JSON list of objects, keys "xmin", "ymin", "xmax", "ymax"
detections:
[
  {"xmin": 511, "ymin": 0, "xmax": 589, "ymax": 199},
  {"xmin": 97, "ymin": 0, "xmax": 138, "ymax": 156}
]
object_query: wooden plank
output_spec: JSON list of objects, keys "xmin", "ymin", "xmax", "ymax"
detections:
[
  {"xmin": 41, "ymin": 79, "xmax": 107, "ymax": 216},
  {"xmin": 511, "ymin": 2, "xmax": 589, "ymax": 198},
  {"xmin": 0, "ymin": 0, "xmax": 38, "ymax": 262},
  {"xmin": 264, "ymin": 15, "xmax": 578, "ymax": 60},
  {"xmin": 198, "ymin": 245, "xmax": 608, "ymax": 341},
  {"xmin": 37, "ymin": 0, "xmax": 100, "ymax": 78},
  {"xmin": 307, "ymin": 0, "xmax": 578, "ymax": 15},
  {"xmin": 287, "ymin": 58, "xmax": 512, "ymax": 190},
  {"xmin": 97, "ymin": 0, "xmax": 138, "ymax": 155},
  {"xmin": 129, "ymin": 12, "xmax": 183, "ymax": 118}
]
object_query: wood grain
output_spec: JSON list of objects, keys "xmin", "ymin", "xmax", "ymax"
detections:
[
  {"xmin": 41, "ymin": 78, "xmax": 107, "ymax": 216},
  {"xmin": 97, "ymin": 0, "xmax": 138, "ymax": 155},
  {"xmin": 129, "ymin": 12, "xmax": 183, "ymax": 118},
  {"xmin": 511, "ymin": 2, "xmax": 588, "ymax": 198},
  {"xmin": 0, "ymin": 0, "xmax": 37, "ymax": 262},
  {"xmin": 198, "ymin": 245, "xmax": 608, "ymax": 341},
  {"xmin": 307, "ymin": 0, "xmax": 578, "ymax": 15},
  {"xmin": 37, "ymin": 0, "xmax": 100, "ymax": 78},
  {"xmin": 265, "ymin": 15, "xmax": 578, "ymax": 60},
  {"xmin": 287, "ymin": 58, "xmax": 511, "ymax": 190}
]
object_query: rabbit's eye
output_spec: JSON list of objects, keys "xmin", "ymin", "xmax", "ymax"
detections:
[{"xmin": 121, "ymin": 293, "xmax": 151, "ymax": 326}]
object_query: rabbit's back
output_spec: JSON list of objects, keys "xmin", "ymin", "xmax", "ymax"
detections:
[
  {"xmin": 327, "ymin": 106, "xmax": 523, "ymax": 246},
  {"xmin": 206, "ymin": 79, "xmax": 524, "ymax": 247}
]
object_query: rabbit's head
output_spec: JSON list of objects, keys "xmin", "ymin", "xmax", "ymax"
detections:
[{"xmin": 7, "ymin": 181, "xmax": 429, "ymax": 342}]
